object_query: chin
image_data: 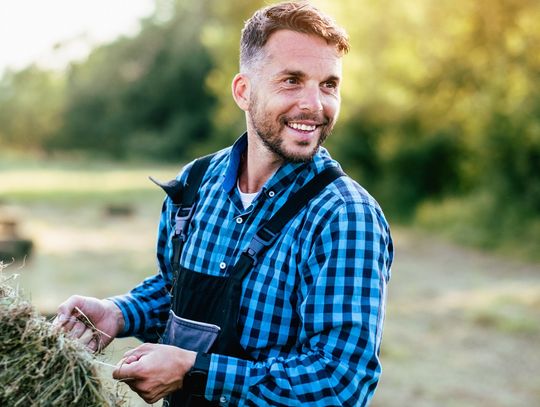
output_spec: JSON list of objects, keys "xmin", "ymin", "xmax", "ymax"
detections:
[{"xmin": 281, "ymin": 145, "xmax": 319, "ymax": 163}]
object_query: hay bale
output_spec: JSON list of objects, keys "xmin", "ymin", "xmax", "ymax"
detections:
[{"xmin": 0, "ymin": 265, "xmax": 124, "ymax": 406}]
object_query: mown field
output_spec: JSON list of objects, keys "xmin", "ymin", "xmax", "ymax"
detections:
[{"xmin": 1, "ymin": 157, "xmax": 539, "ymax": 406}]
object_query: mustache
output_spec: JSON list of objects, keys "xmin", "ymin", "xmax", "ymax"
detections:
[{"xmin": 280, "ymin": 113, "xmax": 330, "ymax": 126}]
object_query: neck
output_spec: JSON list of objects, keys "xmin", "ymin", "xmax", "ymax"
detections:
[{"xmin": 238, "ymin": 131, "xmax": 283, "ymax": 193}]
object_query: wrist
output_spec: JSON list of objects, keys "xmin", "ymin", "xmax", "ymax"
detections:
[
  {"xmin": 183, "ymin": 352, "xmax": 211, "ymax": 397},
  {"xmin": 104, "ymin": 299, "xmax": 125, "ymax": 336}
]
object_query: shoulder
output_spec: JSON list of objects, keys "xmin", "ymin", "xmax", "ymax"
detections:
[
  {"xmin": 313, "ymin": 148, "xmax": 385, "ymax": 213},
  {"xmin": 305, "ymin": 149, "xmax": 391, "ymax": 237}
]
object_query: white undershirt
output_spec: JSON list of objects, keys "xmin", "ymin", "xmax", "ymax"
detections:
[{"xmin": 237, "ymin": 179, "xmax": 259, "ymax": 209}]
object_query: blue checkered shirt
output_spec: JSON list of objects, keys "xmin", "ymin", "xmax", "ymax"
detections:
[{"xmin": 111, "ymin": 134, "xmax": 393, "ymax": 406}]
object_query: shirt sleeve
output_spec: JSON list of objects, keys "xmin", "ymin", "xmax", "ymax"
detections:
[
  {"xmin": 204, "ymin": 201, "xmax": 394, "ymax": 407},
  {"xmin": 108, "ymin": 199, "xmax": 175, "ymax": 343}
]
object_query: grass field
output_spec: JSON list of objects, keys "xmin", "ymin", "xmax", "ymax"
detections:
[{"xmin": 1, "ymin": 157, "xmax": 539, "ymax": 406}]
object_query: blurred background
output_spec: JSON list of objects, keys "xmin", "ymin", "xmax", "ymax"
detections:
[{"xmin": 0, "ymin": 0, "xmax": 539, "ymax": 406}]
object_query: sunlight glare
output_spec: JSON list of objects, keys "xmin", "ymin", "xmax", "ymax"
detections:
[{"xmin": 0, "ymin": 0, "xmax": 155, "ymax": 73}]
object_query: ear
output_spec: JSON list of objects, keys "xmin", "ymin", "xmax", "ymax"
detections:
[{"xmin": 231, "ymin": 73, "xmax": 251, "ymax": 111}]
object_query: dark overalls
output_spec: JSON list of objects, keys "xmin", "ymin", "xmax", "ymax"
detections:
[{"xmin": 155, "ymin": 155, "xmax": 344, "ymax": 407}]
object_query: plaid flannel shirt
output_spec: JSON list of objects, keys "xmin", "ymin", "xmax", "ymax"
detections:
[{"xmin": 111, "ymin": 133, "xmax": 394, "ymax": 406}]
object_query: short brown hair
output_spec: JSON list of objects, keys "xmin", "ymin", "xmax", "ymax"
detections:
[{"xmin": 240, "ymin": 1, "xmax": 350, "ymax": 70}]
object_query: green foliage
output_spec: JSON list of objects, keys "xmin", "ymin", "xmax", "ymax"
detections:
[
  {"xmin": 484, "ymin": 111, "xmax": 540, "ymax": 213},
  {"xmin": 49, "ymin": 2, "xmax": 217, "ymax": 161},
  {"xmin": 0, "ymin": 67, "xmax": 65, "ymax": 150},
  {"xmin": 1, "ymin": 0, "xmax": 540, "ymax": 258},
  {"xmin": 328, "ymin": 0, "xmax": 540, "ymax": 255}
]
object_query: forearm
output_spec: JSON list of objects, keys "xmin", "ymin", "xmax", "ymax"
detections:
[{"xmin": 108, "ymin": 274, "xmax": 171, "ymax": 341}]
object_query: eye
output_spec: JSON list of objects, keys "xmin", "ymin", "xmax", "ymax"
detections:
[
  {"xmin": 323, "ymin": 80, "xmax": 338, "ymax": 90},
  {"xmin": 284, "ymin": 77, "xmax": 299, "ymax": 85}
]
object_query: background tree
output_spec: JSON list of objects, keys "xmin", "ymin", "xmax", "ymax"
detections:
[
  {"xmin": 1, "ymin": 0, "xmax": 539, "ymax": 255},
  {"xmin": 0, "ymin": 66, "xmax": 64, "ymax": 151},
  {"xmin": 49, "ymin": 1, "xmax": 217, "ymax": 161}
]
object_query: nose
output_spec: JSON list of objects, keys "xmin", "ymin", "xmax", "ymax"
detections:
[{"xmin": 298, "ymin": 84, "xmax": 323, "ymax": 112}]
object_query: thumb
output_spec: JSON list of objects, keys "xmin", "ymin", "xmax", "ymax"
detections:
[{"xmin": 113, "ymin": 357, "xmax": 141, "ymax": 380}]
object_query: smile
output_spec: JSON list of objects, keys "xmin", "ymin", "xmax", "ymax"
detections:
[{"xmin": 287, "ymin": 122, "xmax": 317, "ymax": 132}]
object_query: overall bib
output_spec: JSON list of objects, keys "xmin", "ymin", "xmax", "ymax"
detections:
[{"xmin": 156, "ymin": 155, "xmax": 344, "ymax": 407}]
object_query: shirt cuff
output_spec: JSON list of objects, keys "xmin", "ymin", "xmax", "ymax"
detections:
[
  {"xmin": 206, "ymin": 354, "xmax": 252, "ymax": 406},
  {"xmin": 107, "ymin": 294, "xmax": 139, "ymax": 337}
]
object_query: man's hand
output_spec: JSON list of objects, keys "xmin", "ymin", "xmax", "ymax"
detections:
[
  {"xmin": 112, "ymin": 343, "xmax": 197, "ymax": 404},
  {"xmin": 55, "ymin": 295, "xmax": 124, "ymax": 352}
]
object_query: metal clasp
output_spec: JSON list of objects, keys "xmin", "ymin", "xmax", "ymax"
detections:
[
  {"xmin": 175, "ymin": 205, "xmax": 195, "ymax": 241},
  {"xmin": 244, "ymin": 227, "xmax": 277, "ymax": 266}
]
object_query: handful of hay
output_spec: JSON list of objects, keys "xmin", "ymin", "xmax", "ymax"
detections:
[{"xmin": 0, "ymin": 264, "xmax": 124, "ymax": 406}]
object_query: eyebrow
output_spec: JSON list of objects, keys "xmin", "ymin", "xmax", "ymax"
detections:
[
  {"xmin": 275, "ymin": 69, "xmax": 341, "ymax": 83},
  {"xmin": 277, "ymin": 70, "xmax": 305, "ymax": 78}
]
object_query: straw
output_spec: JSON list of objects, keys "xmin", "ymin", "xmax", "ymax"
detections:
[{"xmin": 0, "ymin": 262, "xmax": 125, "ymax": 406}]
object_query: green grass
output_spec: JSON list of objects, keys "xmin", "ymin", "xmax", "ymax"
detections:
[{"xmin": 1, "ymin": 156, "xmax": 180, "ymax": 202}]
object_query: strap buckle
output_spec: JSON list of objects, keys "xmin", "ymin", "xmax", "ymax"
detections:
[
  {"xmin": 244, "ymin": 227, "xmax": 277, "ymax": 266},
  {"xmin": 175, "ymin": 205, "xmax": 195, "ymax": 241}
]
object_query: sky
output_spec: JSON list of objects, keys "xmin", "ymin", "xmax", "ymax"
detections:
[{"xmin": 0, "ymin": 0, "xmax": 155, "ymax": 74}]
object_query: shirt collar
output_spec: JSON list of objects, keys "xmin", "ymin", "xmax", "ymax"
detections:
[
  {"xmin": 222, "ymin": 132, "xmax": 327, "ymax": 195},
  {"xmin": 223, "ymin": 133, "xmax": 248, "ymax": 192}
]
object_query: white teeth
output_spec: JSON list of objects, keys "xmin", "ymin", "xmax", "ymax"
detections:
[{"xmin": 289, "ymin": 122, "xmax": 316, "ymax": 131}]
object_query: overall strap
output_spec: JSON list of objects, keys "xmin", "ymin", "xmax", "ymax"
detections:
[
  {"xmin": 174, "ymin": 154, "xmax": 215, "ymax": 240},
  {"xmin": 182, "ymin": 154, "xmax": 216, "ymax": 208},
  {"xmin": 233, "ymin": 166, "xmax": 346, "ymax": 281},
  {"xmin": 171, "ymin": 154, "xmax": 215, "ymax": 270}
]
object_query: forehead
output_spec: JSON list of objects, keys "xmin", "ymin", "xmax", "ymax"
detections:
[{"xmin": 262, "ymin": 30, "xmax": 342, "ymax": 75}]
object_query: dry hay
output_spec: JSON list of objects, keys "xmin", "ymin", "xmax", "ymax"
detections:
[{"xmin": 0, "ymin": 263, "xmax": 125, "ymax": 406}]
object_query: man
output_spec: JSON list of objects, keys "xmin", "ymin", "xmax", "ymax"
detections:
[{"xmin": 57, "ymin": 2, "xmax": 393, "ymax": 406}]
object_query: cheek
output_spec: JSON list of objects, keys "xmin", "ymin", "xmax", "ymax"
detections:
[{"xmin": 324, "ymin": 97, "xmax": 340, "ymax": 119}]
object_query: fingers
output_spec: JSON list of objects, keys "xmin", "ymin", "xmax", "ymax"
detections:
[
  {"xmin": 115, "ymin": 366, "xmax": 163, "ymax": 404},
  {"xmin": 113, "ymin": 357, "xmax": 139, "ymax": 380},
  {"xmin": 78, "ymin": 326, "xmax": 95, "ymax": 345},
  {"xmin": 69, "ymin": 320, "xmax": 87, "ymax": 339},
  {"xmin": 55, "ymin": 296, "xmax": 122, "ymax": 354},
  {"xmin": 87, "ymin": 337, "xmax": 98, "ymax": 353},
  {"xmin": 56, "ymin": 295, "xmax": 84, "ymax": 325},
  {"xmin": 55, "ymin": 295, "xmax": 91, "ymax": 335},
  {"xmin": 54, "ymin": 295, "xmax": 101, "ymax": 352},
  {"xmin": 62, "ymin": 318, "xmax": 98, "ymax": 349},
  {"xmin": 123, "ymin": 379, "xmax": 160, "ymax": 404},
  {"xmin": 113, "ymin": 343, "xmax": 152, "ymax": 380},
  {"xmin": 121, "ymin": 342, "xmax": 154, "ymax": 360},
  {"xmin": 112, "ymin": 344, "xmax": 187, "ymax": 404}
]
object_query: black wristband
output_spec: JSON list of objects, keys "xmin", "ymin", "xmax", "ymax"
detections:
[{"xmin": 183, "ymin": 352, "xmax": 211, "ymax": 397}]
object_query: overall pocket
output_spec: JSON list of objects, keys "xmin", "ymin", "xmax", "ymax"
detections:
[{"xmin": 162, "ymin": 310, "xmax": 220, "ymax": 352}]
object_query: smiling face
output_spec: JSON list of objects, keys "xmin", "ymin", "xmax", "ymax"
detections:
[{"xmin": 234, "ymin": 30, "xmax": 343, "ymax": 163}]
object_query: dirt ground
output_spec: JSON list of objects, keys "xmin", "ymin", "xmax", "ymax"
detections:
[
  {"xmin": 374, "ymin": 228, "xmax": 540, "ymax": 407},
  {"xmin": 2, "ymin": 196, "xmax": 539, "ymax": 406}
]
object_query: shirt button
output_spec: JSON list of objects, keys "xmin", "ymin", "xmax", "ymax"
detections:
[
  {"xmin": 268, "ymin": 190, "xmax": 275, "ymax": 197},
  {"xmin": 219, "ymin": 262, "xmax": 227, "ymax": 270},
  {"xmin": 219, "ymin": 396, "xmax": 228, "ymax": 405},
  {"xmin": 236, "ymin": 217, "xmax": 243, "ymax": 224}
]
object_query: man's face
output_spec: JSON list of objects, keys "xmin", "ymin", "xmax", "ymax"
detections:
[{"xmin": 246, "ymin": 30, "xmax": 342, "ymax": 163}]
